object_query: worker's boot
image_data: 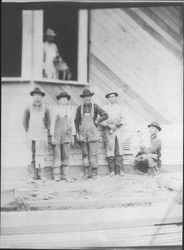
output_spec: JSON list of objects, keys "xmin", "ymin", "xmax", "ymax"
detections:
[
  {"xmin": 59, "ymin": 165, "xmax": 66, "ymax": 181},
  {"xmin": 33, "ymin": 167, "xmax": 41, "ymax": 180},
  {"xmin": 92, "ymin": 168, "xmax": 98, "ymax": 180},
  {"xmin": 47, "ymin": 167, "xmax": 54, "ymax": 180},
  {"xmin": 83, "ymin": 167, "xmax": 90, "ymax": 180},
  {"xmin": 107, "ymin": 157, "xmax": 115, "ymax": 176}
]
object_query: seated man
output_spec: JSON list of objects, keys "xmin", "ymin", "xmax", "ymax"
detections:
[{"xmin": 133, "ymin": 122, "xmax": 162, "ymax": 174}]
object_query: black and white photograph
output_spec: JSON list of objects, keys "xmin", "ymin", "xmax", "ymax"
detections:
[{"xmin": 1, "ymin": 0, "xmax": 183, "ymax": 248}]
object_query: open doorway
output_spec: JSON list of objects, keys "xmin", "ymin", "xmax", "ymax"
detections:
[{"xmin": 43, "ymin": 5, "xmax": 78, "ymax": 81}]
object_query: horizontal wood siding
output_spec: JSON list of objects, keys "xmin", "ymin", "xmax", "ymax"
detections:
[{"xmin": 89, "ymin": 6, "xmax": 183, "ymax": 125}]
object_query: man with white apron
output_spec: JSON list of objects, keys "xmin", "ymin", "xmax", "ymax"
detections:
[
  {"xmin": 23, "ymin": 87, "xmax": 51, "ymax": 180},
  {"xmin": 101, "ymin": 92, "xmax": 128, "ymax": 176},
  {"xmin": 75, "ymin": 89, "xmax": 108, "ymax": 179},
  {"xmin": 50, "ymin": 92, "xmax": 76, "ymax": 181}
]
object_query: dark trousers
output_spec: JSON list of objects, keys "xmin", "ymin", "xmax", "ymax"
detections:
[
  {"xmin": 80, "ymin": 141, "xmax": 98, "ymax": 170},
  {"xmin": 107, "ymin": 136, "xmax": 123, "ymax": 175}
]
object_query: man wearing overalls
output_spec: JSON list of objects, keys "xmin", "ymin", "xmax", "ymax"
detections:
[
  {"xmin": 50, "ymin": 92, "xmax": 76, "ymax": 181},
  {"xmin": 75, "ymin": 89, "xmax": 108, "ymax": 179},
  {"xmin": 23, "ymin": 87, "xmax": 51, "ymax": 180},
  {"xmin": 101, "ymin": 92, "xmax": 128, "ymax": 176}
]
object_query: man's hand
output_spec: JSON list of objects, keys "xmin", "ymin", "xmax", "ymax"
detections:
[{"xmin": 51, "ymin": 136, "xmax": 56, "ymax": 145}]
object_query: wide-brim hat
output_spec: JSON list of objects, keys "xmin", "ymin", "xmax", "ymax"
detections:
[
  {"xmin": 80, "ymin": 88, "xmax": 94, "ymax": 98},
  {"xmin": 30, "ymin": 87, "xmax": 45, "ymax": 97},
  {"xmin": 147, "ymin": 121, "xmax": 161, "ymax": 131},
  {"xmin": 56, "ymin": 91, "xmax": 71, "ymax": 101},
  {"xmin": 105, "ymin": 92, "xmax": 118, "ymax": 98},
  {"xmin": 45, "ymin": 28, "xmax": 57, "ymax": 36}
]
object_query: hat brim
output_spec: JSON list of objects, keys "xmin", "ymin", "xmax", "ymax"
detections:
[
  {"xmin": 45, "ymin": 33, "xmax": 57, "ymax": 36},
  {"xmin": 30, "ymin": 91, "xmax": 45, "ymax": 97},
  {"xmin": 105, "ymin": 92, "xmax": 118, "ymax": 98},
  {"xmin": 148, "ymin": 124, "xmax": 161, "ymax": 131},
  {"xmin": 80, "ymin": 93, "xmax": 94, "ymax": 98},
  {"xmin": 57, "ymin": 95, "xmax": 71, "ymax": 101}
]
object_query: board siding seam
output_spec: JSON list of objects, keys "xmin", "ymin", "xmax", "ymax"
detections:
[{"xmin": 122, "ymin": 8, "xmax": 181, "ymax": 58}]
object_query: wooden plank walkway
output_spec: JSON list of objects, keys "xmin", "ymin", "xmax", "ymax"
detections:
[
  {"xmin": 1, "ymin": 224, "xmax": 182, "ymax": 248},
  {"xmin": 1, "ymin": 202, "xmax": 182, "ymax": 235}
]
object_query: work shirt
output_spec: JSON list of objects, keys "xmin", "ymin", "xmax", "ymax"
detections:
[
  {"xmin": 101, "ymin": 103, "xmax": 129, "ymax": 156},
  {"xmin": 144, "ymin": 134, "xmax": 161, "ymax": 158},
  {"xmin": 75, "ymin": 103, "xmax": 108, "ymax": 133},
  {"xmin": 23, "ymin": 102, "xmax": 51, "ymax": 134}
]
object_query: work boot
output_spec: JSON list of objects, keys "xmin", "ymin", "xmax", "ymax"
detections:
[
  {"xmin": 83, "ymin": 167, "xmax": 90, "ymax": 180},
  {"xmin": 47, "ymin": 167, "xmax": 54, "ymax": 180},
  {"xmin": 92, "ymin": 168, "xmax": 98, "ymax": 180},
  {"xmin": 33, "ymin": 168, "xmax": 41, "ymax": 180}
]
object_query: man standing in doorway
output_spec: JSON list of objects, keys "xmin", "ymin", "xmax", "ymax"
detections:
[
  {"xmin": 50, "ymin": 92, "xmax": 76, "ymax": 181},
  {"xmin": 23, "ymin": 87, "xmax": 51, "ymax": 180},
  {"xmin": 43, "ymin": 28, "xmax": 60, "ymax": 79},
  {"xmin": 75, "ymin": 89, "xmax": 108, "ymax": 180},
  {"xmin": 101, "ymin": 92, "xmax": 128, "ymax": 176}
]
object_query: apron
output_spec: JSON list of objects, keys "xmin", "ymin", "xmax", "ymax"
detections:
[
  {"xmin": 28, "ymin": 105, "xmax": 47, "ymax": 168},
  {"xmin": 54, "ymin": 116, "xmax": 71, "ymax": 144}
]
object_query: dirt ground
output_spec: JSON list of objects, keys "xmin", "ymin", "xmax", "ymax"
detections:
[{"xmin": 4, "ymin": 169, "xmax": 178, "ymax": 210}]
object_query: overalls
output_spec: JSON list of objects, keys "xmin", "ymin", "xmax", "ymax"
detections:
[
  {"xmin": 79, "ymin": 104, "xmax": 99, "ymax": 178},
  {"xmin": 53, "ymin": 115, "xmax": 71, "ymax": 178}
]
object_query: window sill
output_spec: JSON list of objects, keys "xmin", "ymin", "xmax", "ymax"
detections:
[
  {"xmin": 1, "ymin": 77, "xmax": 30, "ymax": 83},
  {"xmin": 2, "ymin": 77, "xmax": 88, "ymax": 86}
]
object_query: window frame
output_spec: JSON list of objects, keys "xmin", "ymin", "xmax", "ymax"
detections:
[{"xmin": 2, "ymin": 5, "xmax": 89, "ymax": 86}]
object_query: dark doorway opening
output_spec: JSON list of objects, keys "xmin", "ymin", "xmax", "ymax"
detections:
[
  {"xmin": 44, "ymin": 6, "xmax": 78, "ymax": 81},
  {"xmin": 1, "ymin": 4, "xmax": 22, "ymax": 77}
]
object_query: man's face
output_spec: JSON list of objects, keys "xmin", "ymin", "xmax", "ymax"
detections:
[
  {"xmin": 58, "ymin": 97, "xmax": 69, "ymax": 105},
  {"xmin": 149, "ymin": 126, "xmax": 158, "ymax": 135},
  {"xmin": 32, "ymin": 93, "xmax": 42, "ymax": 103},
  {"xmin": 46, "ymin": 35, "xmax": 55, "ymax": 43},
  {"xmin": 83, "ymin": 95, "xmax": 91, "ymax": 104},
  {"xmin": 107, "ymin": 94, "xmax": 117, "ymax": 104}
]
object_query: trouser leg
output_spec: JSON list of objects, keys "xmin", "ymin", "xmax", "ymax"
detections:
[
  {"xmin": 60, "ymin": 143, "xmax": 70, "ymax": 180},
  {"xmin": 88, "ymin": 141, "xmax": 98, "ymax": 178},
  {"xmin": 107, "ymin": 156, "xmax": 115, "ymax": 175},
  {"xmin": 53, "ymin": 144, "xmax": 61, "ymax": 168},
  {"xmin": 80, "ymin": 142, "xmax": 90, "ymax": 179},
  {"xmin": 114, "ymin": 136, "xmax": 123, "ymax": 175},
  {"xmin": 32, "ymin": 141, "xmax": 41, "ymax": 180}
]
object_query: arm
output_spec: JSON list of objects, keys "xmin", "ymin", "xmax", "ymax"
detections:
[
  {"xmin": 95, "ymin": 104, "xmax": 108, "ymax": 124},
  {"xmin": 70, "ymin": 106, "xmax": 76, "ymax": 136},
  {"xmin": 44, "ymin": 106, "xmax": 51, "ymax": 131},
  {"xmin": 74, "ymin": 105, "xmax": 81, "ymax": 133},
  {"xmin": 23, "ymin": 107, "xmax": 30, "ymax": 132}
]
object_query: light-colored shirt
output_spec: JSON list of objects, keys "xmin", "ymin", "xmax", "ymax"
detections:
[{"xmin": 43, "ymin": 41, "xmax": 59, "ymax": 79}]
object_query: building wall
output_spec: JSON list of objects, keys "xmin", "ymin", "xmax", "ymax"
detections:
[{"xmin": 89, "ymin": 6, "xmax": 183, "ymax": 125}]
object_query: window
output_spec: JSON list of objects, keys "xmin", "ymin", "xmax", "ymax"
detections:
[
  {"xmin": 1, "ymin": 4, "xmax": 22, "ymax": 77},
  {"xmin": 43, "ymin": 6, "xmax": 78, "ymax": 81}
]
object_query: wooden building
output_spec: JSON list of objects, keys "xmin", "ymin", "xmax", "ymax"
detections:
[{"xmin": 2, "ymin": 0, "xmax": 183, "ymax": 177}]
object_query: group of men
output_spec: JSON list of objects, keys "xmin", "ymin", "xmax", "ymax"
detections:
[{"xmin": 23, "ymin": 87, "xmax": 162, "ymax": 181}]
